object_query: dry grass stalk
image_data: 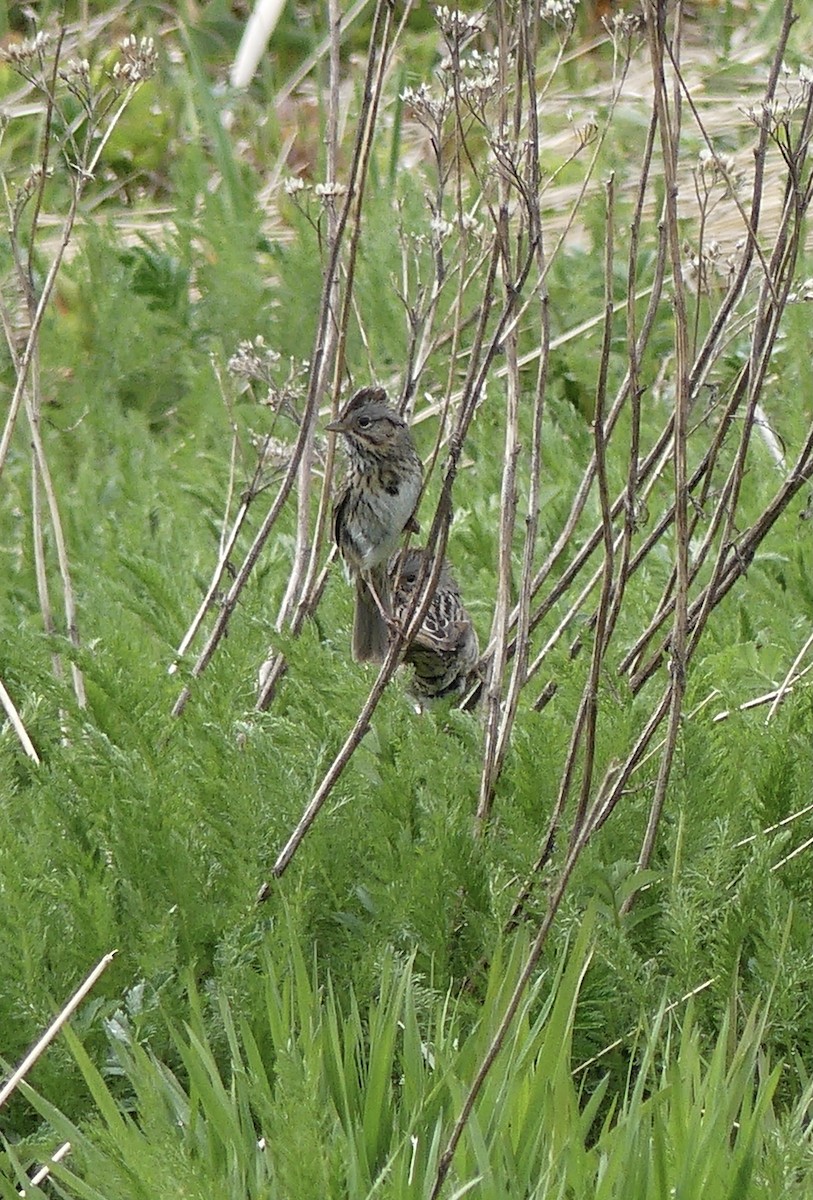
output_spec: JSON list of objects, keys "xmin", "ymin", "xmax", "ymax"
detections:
[{"xmin": 0, "ymin": 951, "xmax": 116, "ymax": 1110}]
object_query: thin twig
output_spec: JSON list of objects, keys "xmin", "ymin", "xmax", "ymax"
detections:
[
  {"xmin": 0, "ymin": 951, "xmax": 116, "ymax": 1109},
  {"xmin": 0, "ymin": 676, "xmax": 41, "ymax": 764}
]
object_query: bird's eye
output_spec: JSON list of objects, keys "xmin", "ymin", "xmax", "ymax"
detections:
[{"xmin": 357, "ymin": 415, "xmax": 372, "ymax": 429}]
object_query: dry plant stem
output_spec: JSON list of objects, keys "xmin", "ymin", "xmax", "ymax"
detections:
[
  {"xmin": 30, "ymin": 461, "xmax": 63, "ymax": 692},
  {"xmin": 477, "ymin": 34, "xmax": 522, "ymax": 827},
  {"xmin": 765, "ymin": 629, "xmax": 813, "ymax": 723},
  {"xmin": 479, "ymin": 0, "xmax": 548, "ymax": 808},
  {"xmin": 470, "ymin": 64, "xmax": 663, "ymax": 706},
  {"xmin": 0, "ymin": 675, "xmax": 40, "ymax": 764},
  {"xmin": 506, "ymin": 5, "xmax": 791, "ymax": 688},
  {"xmin": 631, "ymin": 287, "xmax": 813, "ymax": 691},
  {"xmin": 25, "ymin": 387, "xmax": 87, "ymax": 708},
  {"xmin": 477, "ymin": 220, "xmax": 519, "ymax": 825},
  {"xmin": 275, "ymin": 0, "xmax": 371, "ymax": 107},
  {"xmin": 0, "ymin": 951, "xmax": 116, "ymax": 1109},
  {"xmin": 571, "ymin": 175, "xmax": 617, "ymax": 842},
  {"xmin": 529, "ymin": 178, "xmax": 620, "ymax": 856},
  {"xmin": 506, "ymin": 3, "xmax": 803, "ymax": 933},
  {"xmin": 481, "ymin": 215, "xmax": 669, "ymax": 689},
  {"xmin": 535, "ymin": 25, "xmax": 800, "ymax": 699},
  {"xmin": 618, "ymin": 366, "xmax": 751, "ymax": 677},
  {"xmin": 623, "ymin": 1, "xmax": 691, "ymax": 901},
  {"xmin": 713, "ymin": 668, "xmax": 813, "ymax": 722},
  {"xmin": 24, "ymin": 1140, "xmax": 72, "ymax": 1194},
  {"xmin": 169, "ymin": 483, "xmax": 254, "ymax": 674},
  {"xmin": 633, "ymin": 73, "xmax": 813, "ymax": 680},
  {"xmin": 603, "ymin": 112, "xmax": 656, "ymax": 641},
  {"xmin": 173, "ymin": 1, "xmax": 396, "ymax": 717},
  {"xmin": 0, "ymin": 183, "xmax": 81, "ymax": 480},
  {"xmin": 431, "ymin": 762, "xmax": 624, "ymax": 1200},
  {"xmin": 735, "ymin": 802, "xmax": 813, "ymax": 849},
  {"xmin": 572, "ymin": 976, "xmax": 715, "ymax": 1077},
  {"xmin": 1, "ymin": 65, "xmax": 141, "ymax": 479},
  {"xmin": 274, "ymin": 0, "xmax": 344, "ymax": 631}
]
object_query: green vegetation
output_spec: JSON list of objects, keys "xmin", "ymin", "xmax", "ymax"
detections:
[{"xmin": 1, "ymin": 2, "xmax": 812, "ymax": 1196}]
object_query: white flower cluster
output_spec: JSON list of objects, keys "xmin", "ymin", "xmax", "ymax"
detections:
[
  {"xmin": 112, "ymin": 35, "xmax": 157, "ymax": 87},
  {"xmin": 66, "ymin": 57, "xmax": 91, "ymax": 80},
  {"xmin": 603, "ymin": 9, "xmax": 644, "ymax": 38},
  {"xmin": 228, "ymin": 336, "xmax": 281, "ymax": 385},
  {"xmin": 249, "ymin": 432, "xmax": 294, "ymax": 470},
  {"xmin": 697, "ymin": 146, "xmax": 743, "ymax": 194},
  {"xmin": 540, "ymin": 0, "xmax": 578, "ymax": 25},
  {"xmin": 314, "ymin": 180, "xmax": 347, "ymax": 199},
  {"xmin": 60, "ymin": 56, "xmax": 93, "ymax": 104},
  {"xmin": 13, "ymin": 163, "xmax": 54, "ymax": 215},
  {"xmin": 745, "ymin": 64, "xmax": 813, "ymax": 132},
  {"xmin": 681, "ymin": 238, "xmax": 745, "ymax": 291},
  {"xmin": 786, "ymin": 278, "xmax": 813, "ymax": 303},
  {"xmin": 401, "ymin": 83, "xmax": 447, "ymax": 127},
  {"xmin": 429, "ymin": 209, "xmax": 484, "ymax": 245},
  {"xmin": 282, "ymin": 176, "xmax": 347, "ymax": 205},
  {"xmin": 434, "ymin": 5, "xmax": 485, "ymax": 44},
  {"xmin": 457, "ymin": 49, "xmax": 500, "ymax": 108},
  {"xmin": 1, "ymin": 30, "xmax": 49, "ymax": 65},
  {"xmin": 569, "ymin": 109, "xmax": 597, "ymax": 149}
]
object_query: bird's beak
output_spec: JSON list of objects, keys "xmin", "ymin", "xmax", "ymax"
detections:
[{"xmin": 326, "ymin": 417, "xmax": 347, "ymax": 433}]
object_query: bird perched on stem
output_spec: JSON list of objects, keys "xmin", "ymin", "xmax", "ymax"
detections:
[
  {"xmin": 327, "ymin": 388, "xmax": 422, "ymax": 661},
  {"xmin": 390, "ymin": 546, "xmax": 480, "ymax": 703}
]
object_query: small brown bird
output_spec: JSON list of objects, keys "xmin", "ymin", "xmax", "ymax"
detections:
[
  {"xmin": 327, "ymin": 388, "xmax": 423, "ymax": 661},
  {"xmin": 390, "ymin": 547, "xmax": 480, "ymax": 702}
]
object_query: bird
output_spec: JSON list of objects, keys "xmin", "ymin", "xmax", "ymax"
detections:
[
  {"xmin": 389, "ymin": 546, "xmax": 480, "ymax": 703},
  {"xmin": 327, "ymin": 388, "xmax": 423, "ymax": 662}
]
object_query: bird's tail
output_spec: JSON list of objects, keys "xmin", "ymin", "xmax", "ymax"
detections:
[{"xmin": 352, "ymin": 568, "xmax": 390, "ymax": 663}]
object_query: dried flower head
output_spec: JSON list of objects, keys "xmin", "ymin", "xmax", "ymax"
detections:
[
  {"xmin": 456, "ymin": 49, "xmax": 500, "ymax": 110},
  {"xmin": 603, "ymin": 9, "xmax": 645, "ymax": 40},
  {"xmin": 1, "ymin": 30, "xmax": 50, "ymax": 67},
  {"xmin": 12, "ymin": 163, "xmax": 54, "ymax": 221},
  {"xmin": 228, "ymin": 337, "xmax": 281, "ymax": 387},
  {"xmin": 314, "ymin": 180, "xmax": 347, "ymax": 201},
  {"xmin": 111, "ymin": 35, "xmax": 157, "ymax": 87},
  {"xmin": 696, "ymin": 146, "xmax": 744, "ymax": 195},
  {"xmin": 540, "ymin": 0, "xmax": 578, "ymax": 26},
  {"xmin": 401, "ymin": 83, "xmax": 448, "ymax": 129},
  {"xmin": 434, "ymin": 5, "xmax": 485, "ymax": 47}
]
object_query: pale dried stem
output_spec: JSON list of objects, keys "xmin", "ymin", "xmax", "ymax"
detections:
[
  {"xmin": 0, "ymin": 180, "xmax": 81, "ymax": 480},
  {"xmin": 0, "ymin": 675, "xmax": 40, "ymax": 764},
  {"xmin": 570, "ymin": 174, "xmax": 617, "ymax": 843},
  {"xmin": 482, "ymin": 2, "xmax": 549, "ymax": 809},
  {"xmin": 573, "ymin": 976, "xmax": 716, "ymax": 1077},
  {"xmin": 0, "ymin": 951, "xmax": 116, "ymax": 1109},
  {"xmin": 25, "ymin": 388, "xmax": 87, "ymax": 708},
  {"xmin": 477, "ymin": 8, "xmax": 523, "ymax": 821},
  {"xmin": 624, "ymin": 0, "xmax": 692, "ymax": 901},
  {"xmin": 477, "ymin": 235, "xmax": 520, "ymax": 825},
  {"xmin": 23, "ymin": 1140, "xmax": 72, "ymax": 1194},
  {"xmin": 765, "ymin": 629, "xmax": 813, "ymax": 723},
  {"xmin": 274, "ymin": 0, "xmax": 344, "ymax": 633}
]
